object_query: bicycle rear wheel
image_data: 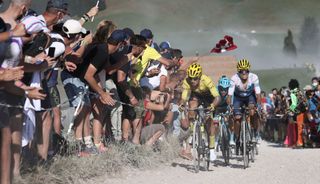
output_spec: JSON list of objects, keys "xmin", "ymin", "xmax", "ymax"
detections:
[{"xmin": 248, "ymin": 126, "xmax": 255, "ymax": 163}]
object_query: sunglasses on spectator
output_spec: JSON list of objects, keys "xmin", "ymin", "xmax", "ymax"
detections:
[{"xmin": 238, "ymin": 70, "xmax": 249, "ymax": 74}]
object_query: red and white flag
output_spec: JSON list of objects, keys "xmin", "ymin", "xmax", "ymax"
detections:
[{"xmin": 210, "ymin": 35, "xmax": 237, "ymax": 53}]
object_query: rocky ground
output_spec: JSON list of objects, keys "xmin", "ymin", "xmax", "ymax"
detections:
[{"xmin": 98, "ymin": 141, "xmax": 320, "ymax": 184}]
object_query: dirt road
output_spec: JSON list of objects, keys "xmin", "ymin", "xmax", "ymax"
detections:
[{"xmin": 99, "ymin": 141, "xmax": 320, "ymax": 184}]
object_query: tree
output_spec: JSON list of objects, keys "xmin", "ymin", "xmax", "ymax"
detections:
[
  {"xmin": 283, "ymin": 29, "xmax": 297, "ymax": 57},
  {"xmin": 299, "ymin": 17, "xmax": 320, "ymax": 54}
]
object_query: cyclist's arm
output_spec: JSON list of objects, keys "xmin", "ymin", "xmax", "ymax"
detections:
[
  {"xmin": 209, "ymin": 85, "xmax": 221, "ymax": 107},
  {"xmin": 204, "ymin": 75, "xmax": 221, "ymax": 107},
  {"xmin": 226, "ymin": 95, "xmax": 232, "ymax": 106}
]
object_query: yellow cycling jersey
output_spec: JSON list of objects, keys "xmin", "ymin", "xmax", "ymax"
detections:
[
  {"xmin": 181, "ymin": 74, "xmax": 220, "ymax": 102},
  {"xmin": 130, "ymin": 45, "xmax": 162, "ymax": 86}
]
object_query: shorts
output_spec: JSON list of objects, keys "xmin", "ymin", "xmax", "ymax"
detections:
[
  {"xmin": 0, "ymin": 91, "xmax": 9, "ymax": 128},
  {"xmin": 190, "ymin": 92, "xmax": 214, "ymax": 108},
  {"xmin": 41, "ymin": 85, "xmax": 61, "ymax": 109},
  {"xmin": 62, "ymin": 75, "xmax": 91, "ymax": 108},
  {"xmin": 122, "ymin": 100, "xmax": 144, "ymax": 121},
  {"xmin": 122, "ymin": 86, "xmax": 144, "ymax": 121},
  {"xmin": 233, "ymin": 94, "xmax": 256, "ymax": 116},
  {"xmin": 140, "ymin": 124, "xmax": 165, "ymax": 144},
  {"xmin": 2, "ymin": 90, "xmax": 24, "ymax": 116},
  {"xmin": 215, "ymin": 106, "xmax": 228, "ymax": 115}
]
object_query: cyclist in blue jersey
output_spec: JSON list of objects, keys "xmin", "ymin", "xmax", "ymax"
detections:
[{"xmin": 215, "ymin": 76, "xmax": 236, "ymax": 145}]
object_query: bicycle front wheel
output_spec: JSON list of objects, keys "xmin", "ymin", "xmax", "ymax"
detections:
[
  {"xmin": 192, "ymin": 123, "xmax": 201, "ymax": 173},
  {"xmin": 242, "ymin": 119, "xmax": 249, "ymax": 169},
  {"xmin": 221, "ymin": 124, "xmax": 230, "ymax": 165}
]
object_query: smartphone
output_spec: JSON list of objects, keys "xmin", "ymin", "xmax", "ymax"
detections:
[{"xmin": 48, "ymin": 47, "xmax": 55, "ymax": 58}]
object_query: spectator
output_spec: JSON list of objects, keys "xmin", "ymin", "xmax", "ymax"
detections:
[{"xmin": 140, "ymin": 28, "xmax": 160, "ymax": 52}]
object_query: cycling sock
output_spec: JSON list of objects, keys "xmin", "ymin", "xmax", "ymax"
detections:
[{"xmin": 209, "ymin": 136, "xmax": 215, "ymax": 149}]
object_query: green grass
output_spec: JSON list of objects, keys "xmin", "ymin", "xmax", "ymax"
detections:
[{"xmin": 254, "ymin": 67, "xmax": 315, "ymax": 92}]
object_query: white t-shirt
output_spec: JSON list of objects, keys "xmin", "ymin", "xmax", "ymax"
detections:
[
  {"xmin": 140, "ymin": 62, "xmax": 168, "ymax": 90},
  {"xmin": 22, "ymin": 15, "xmax": 49, "ymax": 34},
  {"xmin": 1, "ymin": 37, "xmax": 23, "ymax": 68}
]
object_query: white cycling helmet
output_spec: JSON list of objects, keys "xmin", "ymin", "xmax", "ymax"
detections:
[{"xmin": 62, "ymin": 19, "xmax": 86, "ymax": 38}]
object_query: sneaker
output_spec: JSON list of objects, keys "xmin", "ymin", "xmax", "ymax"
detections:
[
  {"xmin": 77, "ymin": 146, "xmax": 98, "ymax": 157},
  {"xmin": 209, "ymin": 149, "xmax": 216, "ymax": 161}
]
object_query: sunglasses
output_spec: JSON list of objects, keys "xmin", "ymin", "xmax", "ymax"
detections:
[
  {"xmin": 238, "ymin": 70, "xmax": 249, "ymax": 74},
  {"xmin": 188, "ymin": 77, "xmax": 200, "ymax": 81},
  {"xmin": 218, "ymin": 86, "xmax": 228, "ymax": 92}
]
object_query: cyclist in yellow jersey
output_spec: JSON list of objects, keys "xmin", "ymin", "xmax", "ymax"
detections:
[{"xmin": 180, "ymin": 63, "xmax": 221, "ymax": 161}]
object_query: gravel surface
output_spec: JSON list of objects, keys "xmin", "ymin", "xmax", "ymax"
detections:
[{"xmin": 96, "ymin": 141, "xmax": 320, "ymax": 184}]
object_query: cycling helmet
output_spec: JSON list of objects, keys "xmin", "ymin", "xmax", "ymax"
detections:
[
  {"xmin": 237, "ymin": 59, "xmax": 251, "ymax": 71},
  {"xmin": 218, "ymin": 76, "xmax": 231, "ymax": 88},
  {"xmin": 187, "ymin": 63, "xmax": 202, "ymax": 78}
]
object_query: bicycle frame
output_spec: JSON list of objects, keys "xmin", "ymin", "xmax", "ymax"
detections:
[{"xmin": 216, "ymin": 111, "xmax": 231, "ymax": 165}]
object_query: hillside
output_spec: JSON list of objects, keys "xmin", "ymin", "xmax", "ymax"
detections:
[
  {"xmin": 254, "ymin": 68, "xmax": 315, "ymax": 92},
  {"xmin": 2, "ymin": 0, "xmax": 319, "ymax": 68}
]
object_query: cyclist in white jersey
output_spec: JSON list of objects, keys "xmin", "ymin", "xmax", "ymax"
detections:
[{"xmin": 227, "ymin": 59, "xmax": 261, "ymax": 143}]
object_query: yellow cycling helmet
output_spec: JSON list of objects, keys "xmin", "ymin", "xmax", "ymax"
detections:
[
  {"xmin": 237, "ymin": 59, "xmax": 251, "ymax": 71},
  {"xmin": 187, "ymin": 63, "xmax": 202, "ymax": 78}
]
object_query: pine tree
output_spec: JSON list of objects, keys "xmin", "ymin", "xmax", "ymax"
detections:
[{"xmin": 299, "ymin": 17, "xmax": 320, "ymax": 54}]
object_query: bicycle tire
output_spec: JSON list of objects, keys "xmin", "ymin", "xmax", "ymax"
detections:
[
  {"xmin": 194, "ymin": 123, "xmax": 201, "ymax": 173},
  {"xmin": 247, "ymin": 125, "xmax": 255, "ymax": 163},
  {"xmin": 221, "ymin": 124, "xmax": 230, "ymax": 165},
  {"xmin": 202, "ymin": 132, "xmax": 210, "ymax": 171},
  {"xmin": 242, "ymin": 117, "xmax": 249, "ymax": 169}
]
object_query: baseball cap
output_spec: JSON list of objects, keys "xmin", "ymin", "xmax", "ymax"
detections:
[
  {"xmin": 159, "ymin": 41, "xmax": 171, "ymax": 51},
  {"xmin": 62, "ymin": 19, "xmax": 86, "ymax": 38},
  {"xmin": 123, "ymin": 27, "xmax": 134, "ymax": 38},
  {"xmin": 303, "ymin": 85, "xmax": 313, "ymax": 91},
  {"xmin": 140, "ymin": 28, "xmax": 153, "ymax": 39},
  {"xmin": 46, "ymin": 0, "xmax": 68, "ymax": 13},
  {"xmin": 108, "ymin": 29, "xmax": 128, "ymax": 44}
]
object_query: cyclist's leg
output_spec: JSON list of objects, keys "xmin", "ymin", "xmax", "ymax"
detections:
[
  {"xmin": 228, "ymin": 114, "xmax": 236, "ymax": 145},
  {"xmin": 188, "ymin": 96, "xmax": 199, "ymax": 120},
  {"xmin": 233, "ymin": 96, "xmax": 244, "ymax": 140}
]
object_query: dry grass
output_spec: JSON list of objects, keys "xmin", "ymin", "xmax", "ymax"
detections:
[{"xmin": 16, "ymin": 137, "xmax": 180, "ymax": 184}]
